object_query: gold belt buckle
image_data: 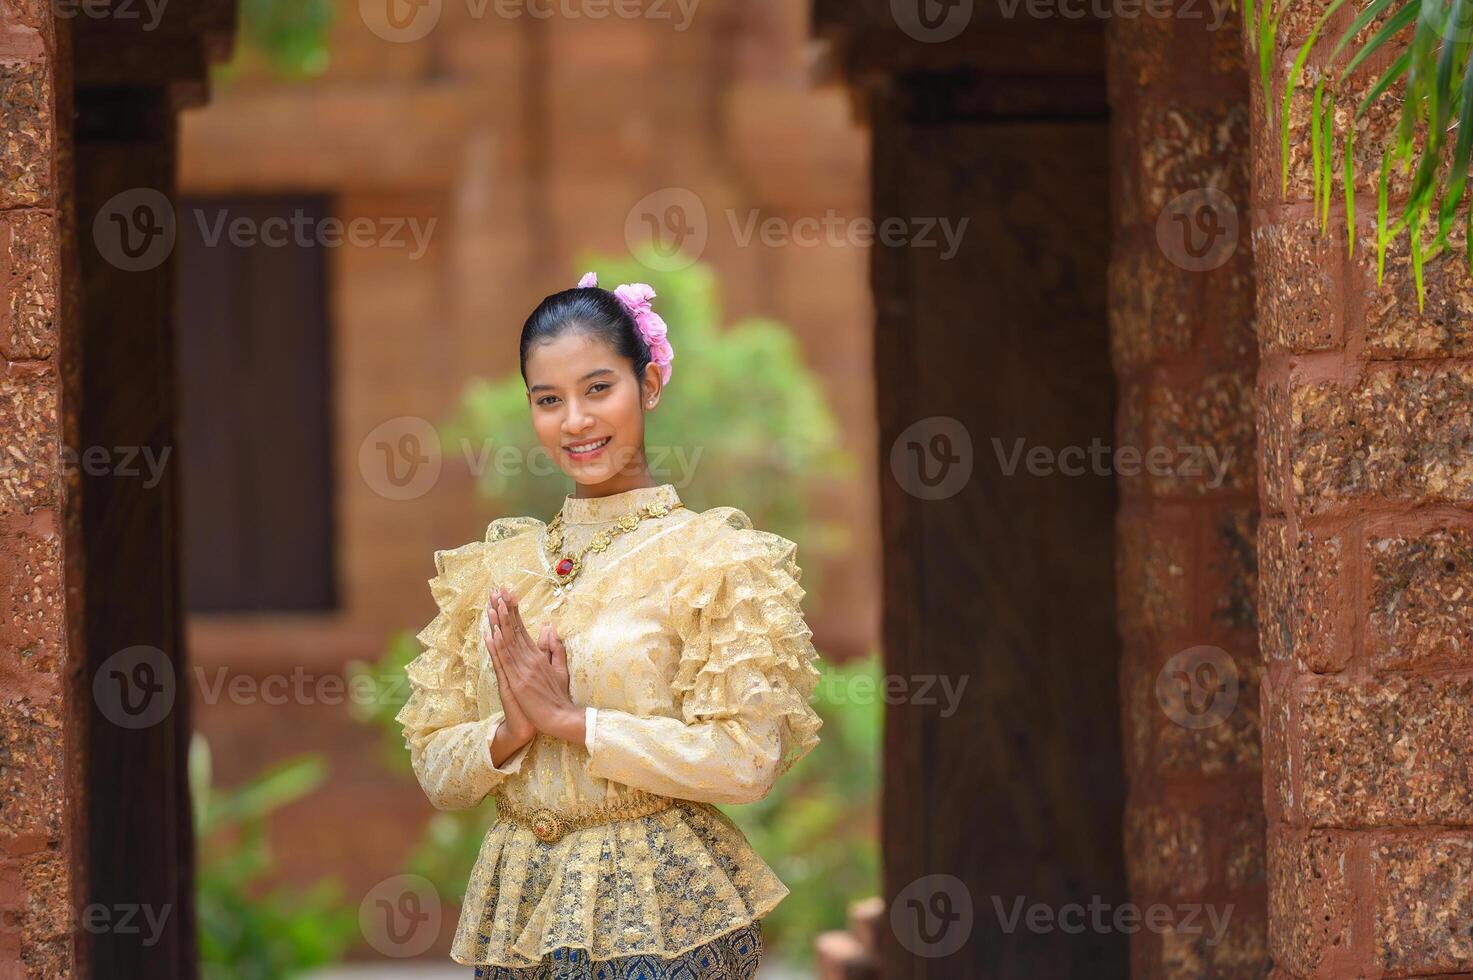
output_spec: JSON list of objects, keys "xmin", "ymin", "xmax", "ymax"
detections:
[{"xmin": 529, "ymin": 807, "xmax": 566, "ymax": 844}]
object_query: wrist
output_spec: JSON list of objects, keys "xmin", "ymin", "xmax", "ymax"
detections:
[{"xmin": 556, "ymin": 705, "xmax": 587, "ymax": 745}]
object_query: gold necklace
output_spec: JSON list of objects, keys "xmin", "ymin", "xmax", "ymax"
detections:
[{"xmin": 543, "ymin": 497, "xmax": 684, "ymax": 589}]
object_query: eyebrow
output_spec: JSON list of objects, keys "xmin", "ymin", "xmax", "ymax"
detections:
[{"xmin": 528, "ymin": 368, "xmax": 616, "ymax": 394}]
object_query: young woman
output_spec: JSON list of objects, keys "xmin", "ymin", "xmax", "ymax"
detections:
[{"xmin": 395, "ymin": 272, "xmax": 824, "ymax": 978}]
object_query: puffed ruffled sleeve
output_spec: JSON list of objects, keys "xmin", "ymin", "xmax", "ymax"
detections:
[
  {"xmin": 395, "ymin": 519, "xmax": 539, "ymax": 810},
  {"xmin": 584, "ymin": 510, "xmax": 823, "ymax": 805}
]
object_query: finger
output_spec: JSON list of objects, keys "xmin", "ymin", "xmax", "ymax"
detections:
[
  {"xmin": 501, "ymin": 592, "xmax": 528, "ymax": 648},
  {"xmin": 485, "ymin": 620, "xmax": 514, "ymax": 697},
  {"xmin": 505, "ymin": 589, "xmax": 527, "ymax": 635}
]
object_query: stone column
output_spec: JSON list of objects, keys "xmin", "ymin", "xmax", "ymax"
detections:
[
  {"xmin": 0, "ymin": 5, "xmax": 72, "ymax": 976},
  {"xmin": 1255, "ymin": 5, "xmax": 1473, "ymax": 975},
  {"xmin": 1107, "ymin": 7, "xmax": 1268, "ymax": 977}
]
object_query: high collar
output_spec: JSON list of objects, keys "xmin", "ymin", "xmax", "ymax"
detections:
[{"xmin": 558, "ymin": 483, "xmax": 682, "ymax": 526}]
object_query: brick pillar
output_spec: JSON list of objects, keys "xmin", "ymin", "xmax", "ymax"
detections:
[
  {"xmin": 1254, "ymin": 8, "xmax": 1473, "ymax": 977},
  {"xmin": 1108, "ymin": 8, "xmax": 1269, "ymax": 976},
  {"xmin": 0, "ymin": 5, "xmax": 71, "ymax": 972},
  {"xmin": 0, "ymin": 5, "xmax": 72, "ymax": 977}
]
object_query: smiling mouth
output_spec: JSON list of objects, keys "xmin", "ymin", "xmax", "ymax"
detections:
[{"xmin": 564, "ymin": 436, "xmax": 611, "ymax": 457}]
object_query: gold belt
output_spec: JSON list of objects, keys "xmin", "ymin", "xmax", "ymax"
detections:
[{"xmin": 493, "ymin": 793, "xmax": 678, "ymax": 844}]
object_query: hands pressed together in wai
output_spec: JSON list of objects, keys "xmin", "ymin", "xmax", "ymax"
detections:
[{"xmin": 481, "ymin": 584, "xmax": 586, "ymax": 766}]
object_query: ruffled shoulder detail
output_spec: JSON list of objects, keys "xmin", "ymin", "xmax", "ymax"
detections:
[
  {"xmin": 397, "ymin": 518, "xmax": 542, "ymax": 728},
  {"xmin": 665, "ymin": 506, "xmax": 823, "ymax": 782}
]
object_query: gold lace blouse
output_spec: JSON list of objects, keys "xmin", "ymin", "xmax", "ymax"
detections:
[{"xmin": 394, "ymin": 483, "xmax": 824, "ymax": 967}]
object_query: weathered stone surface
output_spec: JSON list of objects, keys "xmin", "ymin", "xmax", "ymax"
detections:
[
  {"xmin": 1157, "ymin": 652, "xmax": 1262, "ymax": 778},
  {"xmin": 19, "ymin": 847, "xmax": 67, "ymax": 977},
  {"xmin": 1138, "ymin": 101, "xmax": 1251, "ymax": 218},
  {"xmin": 0, "ymin": 60, "xmax": 52, "ymax": 208},
  {"xmin": 2, "ymin": 210, "xmax": 56, "ymax": 360},
  {"xmin": 2, "ymin": 0, "xmax": 53, "ymax": 31},
  {"xmin": 1117, "ymin": 512, "xmax": 1191, "ymax": 640},
  {"xmin": 1257, "ymin": 378, "xmax": 1287, "ymax": 516},
  {"xmin": 1126, "ymin": 803, "xmax": 1209, "ymax": 899},
  {"xmin": 1289, "ymin": 378, "xmax": 1358, "ymax": 514},
  {"xmin": 1260, "ymin": 674, "xmax": 1293, "ymax": 824},
  {"xmin": 1159, "ymin": 912, "xmax": 1268, "ymax": 980},
  {"xmin": 1301, "ymin": 677, "xmax": 1473, "ymax": 826},
  {"xmin": 1109, "ymin": 243, "xmax": 1195, "ymax": 373},
  {"xmin": 1257, "ymin": 519, "xmax": 1291, "ymax": 667},
  {"xmin": 1256, "ymin": 519, "xmax": 1345, "ymax": 672},
  {"xmin": 1126, "ymin": 665, "xmax": 1153, "ymax": 780},
  {"xmin": 1374, "ymin": 836, "xmax": 1473, "ymax": 975},
  {"xmin": 1209, "ymin": 508, "xmax": 1258, "ymax": 634},
  {"xmin": 1151, "ymin": 370, "xmax": 1255, "ymax": 496},
  {"xmin": 1290, "ymin": 367, "xmax": 1473, "ymax": 513},
  {"xmin": 0, "ymin": 697, "xmax": 61, "ymax": 848},
  {"xmin": 1367, "ymin": 527, "xmax": 1473, "ymax": 670},
  {"xmin": 1251, "ymin": 215, "xmax": 1342, "ymax": 354},
  {"xmin": 0, "ymin": 512, "xmax": 61, "ymax": 681},
  {"xmin": 1224, "ymin": 802, "xmax": 1266, "ymax": 891},
  {"xmin": 1266, "ymin": 829, "xmax": 1351, "ymax": 978},
  {"xmin": 1262, "ymin": 9, "xmax": 1414, "ymax": 206},
  {"xmin": 0, "ymin": 370, "xmax": 57, "ymax": 514},
  {"xmin": 1355, "ymin": 223, "xmax": 1473, "ymax": 357}
]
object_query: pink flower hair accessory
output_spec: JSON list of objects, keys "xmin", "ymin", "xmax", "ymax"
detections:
[{"xmin": 575, "ymin": 271, "xmax": 674, "ymax": 385}]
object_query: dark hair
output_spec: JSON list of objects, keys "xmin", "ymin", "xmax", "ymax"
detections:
[{"xmin": 518, "ymin": 287, "xmax": 651, "ymax": 385}]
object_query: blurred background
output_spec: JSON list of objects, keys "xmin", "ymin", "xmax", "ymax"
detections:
[{"xmin": 176, "ymin": 3, "xmax": 882, "ymax": 976}]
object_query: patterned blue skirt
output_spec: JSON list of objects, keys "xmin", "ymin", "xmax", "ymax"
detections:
[{"xmin": 470, "ymin": 919, "xmax": 763, "ymax": 979}]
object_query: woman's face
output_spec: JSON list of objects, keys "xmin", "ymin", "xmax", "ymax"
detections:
[{"xmin": 524, "ymin": 329, "xmax": 662, "ymax": 490}]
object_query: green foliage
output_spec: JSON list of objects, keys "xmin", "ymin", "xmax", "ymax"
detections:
[
  {"xmin": 221, "ymin": 0, "xmax": 335, "ymax": 79},
  {"xmin": 349, "ymin": 639, "xmax": 882, "ymax": 968},
  {"xmin": 444, "ymin": 247, "xmax": 857, "ymax": 599},
  {"xmin": 192, "ymin": 735, "xmax": 357, "ymax": 980},
  {"xmin": 1253, "ymin": 0, "xmax": 1473, "ymax": 308}
]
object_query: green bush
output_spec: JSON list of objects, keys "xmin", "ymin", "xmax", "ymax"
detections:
[{"xmin": 192, "ymin": 735, "xmax": 357, "ymax": 979}]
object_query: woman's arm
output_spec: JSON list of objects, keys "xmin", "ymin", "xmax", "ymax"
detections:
[
  {"xmin": 396, "ymin": 538, "xmax": 536, "ymax": 811},
  {"xmin": 583, "ymin": 521, "xmax": 823, "ymax": 805},
  {"xmin": 402, "ymin": 706, "xmax": 532, "ymax": 810}
]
